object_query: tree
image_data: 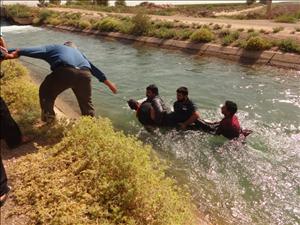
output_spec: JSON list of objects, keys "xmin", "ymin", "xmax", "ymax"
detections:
[
  {"xmin": 93, "ymin": 0, "xmax": 108, "ymax": 6},
  {"xmin": 115, "ymin": 0, "xmax": 126, "ymax": 7},
  {"xmin": 266, "ymin": 0, "xmax": 272, "ymax": 19},
  {"xmin": 247, "ymin": 0, "xmax": 256, "ymax": 5},
  {"xmin": 49, "ymin": 0, "xmax": 61, "ymax": 5}
]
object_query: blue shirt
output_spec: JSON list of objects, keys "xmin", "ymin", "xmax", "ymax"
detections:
[{"xmin": 8, "ymin": 45, "xmax": 107, "ymax": 82}]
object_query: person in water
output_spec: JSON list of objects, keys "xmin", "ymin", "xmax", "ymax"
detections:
[
  {"xmin": 128, "ymin": 99, "xmax": 155, "ymax": 126},
  {"xmin": 3, "ymin": 41, "xmax": 117, "ymax": 123},
  {"xmin": 213, "ymin": 100, "xmax": 251, "ymax": 140},
  {"xmin": 142, "ymin": 84, "xmax": 169, "ymax": 126}
]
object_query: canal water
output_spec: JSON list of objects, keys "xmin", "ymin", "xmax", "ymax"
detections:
[{"xmin": 2, "ymin": 24, "xmax": 300, "ymax": 225}]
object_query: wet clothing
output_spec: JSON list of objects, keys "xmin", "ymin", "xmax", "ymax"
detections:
[
  {"xmin": 165, "ymin": 98, "xmax": 197, "ymax": 126},
  {"xmin": 8, "ymin": 45, "xmax": 107, "ymax": 121},
  {"xmin": 0, "ymin": 97, "xmax": 22, "ymax": 149},
  {"xmin": 144, "ymin": 96, "xmax": 168, "ymax": 125},
  {"xmin": 215, "ymin": 115, "xmax": 241, "ymax": 140},
  {"xmin": 40, "ymin": 66, "xmax": 94, "ymax": 120},
  {"xmin": 8, "ymin": 45, "xmax": 107, "ymax": 82},
  {"xmin": 136, "ymin": 102, "xmax": 155, "ymax": 126}
]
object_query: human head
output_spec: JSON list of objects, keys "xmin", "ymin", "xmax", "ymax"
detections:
[
  {"xmin": 176, "ymin": 86, "xmax": 188, "ymax": 102},
  {"xmin": 128, "ymin": 99, "xmax": 140, "ymax": 111},
  {"xmin": 221, "ymin": 100, "xmax": 238, "ymax": 116},
  {"xmin": 64, "ymin": 41, "xmax": 77, "ymax": 48},
  {"xmin": 146, "ymin": 84, "xmax": 159, "ymax": 99}
]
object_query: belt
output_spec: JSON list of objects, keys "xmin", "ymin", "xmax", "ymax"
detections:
[{"xmin": 54, "ymin": 64, "xmax": 90, "ymax": 71}]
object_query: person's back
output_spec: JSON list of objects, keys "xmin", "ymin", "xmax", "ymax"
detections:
[
  {"xmin": 173, "ymin": 97, "xmax": 197, "ymax": 123},
  {"xmin": 217, "ymin": 115, "xmax": 241, "ymax": 139},
  {"xmin": 137, "ymin": 102, "xmax": 156, "ymax": 126}
]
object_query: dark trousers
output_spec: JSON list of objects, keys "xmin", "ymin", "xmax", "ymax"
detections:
[
  {"xmin": 0, "ymin": 156, "xmax": 9, "ymax": 196},
  {"xmin": 39, "ymin": 67, "xmax": 94, "ymax": 122},
  {"xmin": 0, "ymin": 97, "xmax": 22, "ymax": 148}
]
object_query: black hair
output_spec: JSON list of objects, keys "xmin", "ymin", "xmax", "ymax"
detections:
[
  {"xmin": 127, "ymin": 99, "xmax": 139, "ymax": 110},
  {"xmin": 176, "ymin": 87, "xmax": 188, "ymax": 96},
  {"xmin": 225, "ymin": 100, "xmax": 238, "ymax": 115},
  {"xmin": 146, "ymin": 84, "xmax": 159, "ymax": 95}
]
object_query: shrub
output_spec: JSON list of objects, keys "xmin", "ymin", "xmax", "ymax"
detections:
[
  {"xmin": 275, "ymin": 14, "xmax": 297, "ymax": 23},
  {"xmin": 295, "ymin": 27, "xmax": 300, "ymax": 32},
  {"xmin": 48, "ymin": 17, "xmax": 61, "ymax": 26},
  {"xmin": 38, "ymin": 9, "xmax": 55, "ymax": 23},
  {"xmin": 247, "ymin": 28, "xmax": 255, "ymax": 33},
  {"xmin": 118, "ymin": 21, "xmax": 134, "ymax": 34},
  {"xmin": 213, "ymin": 24, "xmax": 222, "ymax": 30},
  {"xmin": 115, "ymin": 0, "xmax": 126, "ymax": 6},
  {"xmin": 154, "ymin": 21, "xmax": 174, "ymax": 29},
  {"xmin": 151, "ymin": 28, "xmax": 177, "ymax": 39},
  {"xmin": 190, "ymin": 28, "xmax": 214, "ymax": 43},
  {"xmin": 5, "ymin": 4, "xmax": 34, "ymax": 18},
  {"xmin": 221, "ymin": 31, "xmax": 240, "ymax": 46},
  {"xmin": 10, "ymin": 117, "xmax": 196, "ymax": 225},
  {"xmin": 278, "ymin": 39, "xmax": 300, "ymax": 53},
  {"xmin": 245, "ymin": 36, "xmax": 272, "ymax": 50},
  {"xmin": 95, "ymin": 17, "xmax": 122, "ymax": 32},
  {"xmin": 131, "ymin": 13, "xmax": 151, "ymax": 36},
  {"xmin": 218, "ymin": 29, "xmax": 231, "ymax": 38},
  {"xmin": 175, "ymin": 29, "xmax": 194, "ymax": 40},
  {"xmin": 237, "ymin": 28, "xmax": 245, "ymax": 32},
  {"xmin": 272, "ymin": 26, "xmax": 284, "ymax": 33},
  {"xmin": 78, "ymin": 20, "xmax": 92, "ymax": 29}
]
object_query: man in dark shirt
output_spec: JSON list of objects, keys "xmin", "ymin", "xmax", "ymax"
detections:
[
  {"xmin": 127, "ymin": 99, "xmax": 155, "ymax": 126},
  {"xmin": 3, "ymin": 41, "xmax": 117, "ymax": 123},
  {"xmin": 166, "ymin": 87, "xmax": 200, "ymax": 129}
]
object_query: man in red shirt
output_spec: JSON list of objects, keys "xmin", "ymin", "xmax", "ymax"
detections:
[{"xmin": 215, "ymin": 101, "xmax": 242, "ymax": 140}]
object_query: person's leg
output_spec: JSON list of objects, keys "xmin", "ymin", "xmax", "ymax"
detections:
[
  {"xmin": 72, "ymin": 70, "xmax": 95, "ymax": 117},
  {"xmin": 0, "ymin": 97, "xmax": 22, "ymax": 148},
  {"xmin": 0, "ymin": 156, "xmax": 10, "ymax": 207},
  {"xmin": 39, "ymin": 68, "xmax": 75, "ymax": 122}
]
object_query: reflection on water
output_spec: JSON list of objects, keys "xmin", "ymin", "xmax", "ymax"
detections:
[{"xmin": 3, "ymin": 25, "xmax": 300, "ymax": 225}]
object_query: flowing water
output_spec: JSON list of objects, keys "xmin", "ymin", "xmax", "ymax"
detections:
[{"xmin": 2, "ymin": 24, "xmax": 300, "ymax": 225}]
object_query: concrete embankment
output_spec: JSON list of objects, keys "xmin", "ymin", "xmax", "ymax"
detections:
[{"xmin": 48, "ymin": 25, "xmax": 300, "ymax": 71}]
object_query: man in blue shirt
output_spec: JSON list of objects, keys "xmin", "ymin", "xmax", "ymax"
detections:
[{"xmin": 3, "ymin": 41, "xmax": 117, "ymax": 122}]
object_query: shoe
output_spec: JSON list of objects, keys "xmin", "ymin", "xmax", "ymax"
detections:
[{"xmin": 0, "ymin": 186, "xmax": 11, "ymax": 207}]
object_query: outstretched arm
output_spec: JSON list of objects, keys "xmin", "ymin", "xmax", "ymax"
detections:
[{"xmin": 104, "ymin": 79, "xmax": 117, "ymax": 94}]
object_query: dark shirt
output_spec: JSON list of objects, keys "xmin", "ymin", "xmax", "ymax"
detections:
[
  {"xmin": 216, "ymin": 115, "xmax": 241, "ymax": 140},
  {"xmin": 137, "ymin": 102, "xmax": 155, "ymax": 126},
  {"xmin": 8, "ymin": 45, "xmax": 107, "ymax": 82},
  {"xmin": 173, "ymin": 98, "xmax": 197, "ymax": 123},
  {"xmin": 144, "ymin": 96, "xmax": 168, "ymax": 125}
]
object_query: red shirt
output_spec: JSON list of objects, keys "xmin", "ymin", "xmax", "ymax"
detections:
[{"xmin": 216, "ymin": 115, "xmax": 241, "ymax": 140}]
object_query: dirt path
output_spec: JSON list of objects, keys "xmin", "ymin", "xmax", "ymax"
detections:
[
  {"xmin": 51, "ymin": 7, "xmax": 300, "ymax": 35},
  {"xmin": 214, "ymin": 5, "xmax": 265, "ymax": 16}
]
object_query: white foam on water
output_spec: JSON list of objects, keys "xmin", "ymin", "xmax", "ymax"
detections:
[{"xmin": 1, "ymin": 25, "xmax": 43, "ymax": 34}]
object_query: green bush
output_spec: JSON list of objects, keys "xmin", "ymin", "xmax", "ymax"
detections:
[
  {"xmin": 278, "ymin": 39, "xmax": 300, "ymax": 53},
  {"xmin": 78, "ymin": 20, "xmax": 92, "ymax": 29},
  {"xmin": 10, "ymin": 117, "xmax": 196, "ymax": 225},
  {"xmin": 5, "ymin": 4, "xmax": 34, "ymax": 18},
  {"xmin": 95, "ymin": 17, "xmax": 122, "ymax": 32},
  {"xmin": 175, "ymin": 29, "xmax": 194, "ymax": 40},
  {"xmin": 154, "ymin": 21, "xmax": 174, "ymax": 29},
  {"xmin": 190, "ymin": 28, "xmax": 214, "ymax": 43},
  {"xmin": 48, "ymin": 17, "xmax": 61, "ymax": 26},
  {"xmin": 272, "ymin": 26, "xmax": 284, "ymax": 33},
  {"xmin": 245, "ymin": 36, "xmax": 272, "ymax": 50},
  {"xmin": 221, "ymin": 31, "xmax": 240, "ymax": 46},
  {"xmin": 131, "ymin": 13, "xmax": 151, "ymax": 36},
  {"xmin": 275, "ymin": 14, "xmax": 297, "ymax": 23},
  {"xmin": 38, "ymin": 9, "xmax": 56, "ymax": 23},
  {"xmin": 152, "ymin": 28, "xmax": 177, "ymax": 39}
]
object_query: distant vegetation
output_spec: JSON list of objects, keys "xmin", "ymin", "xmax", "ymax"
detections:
[{"xmin": 4, "ymin": 4, "xmax": 300, "ymax": 55}]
